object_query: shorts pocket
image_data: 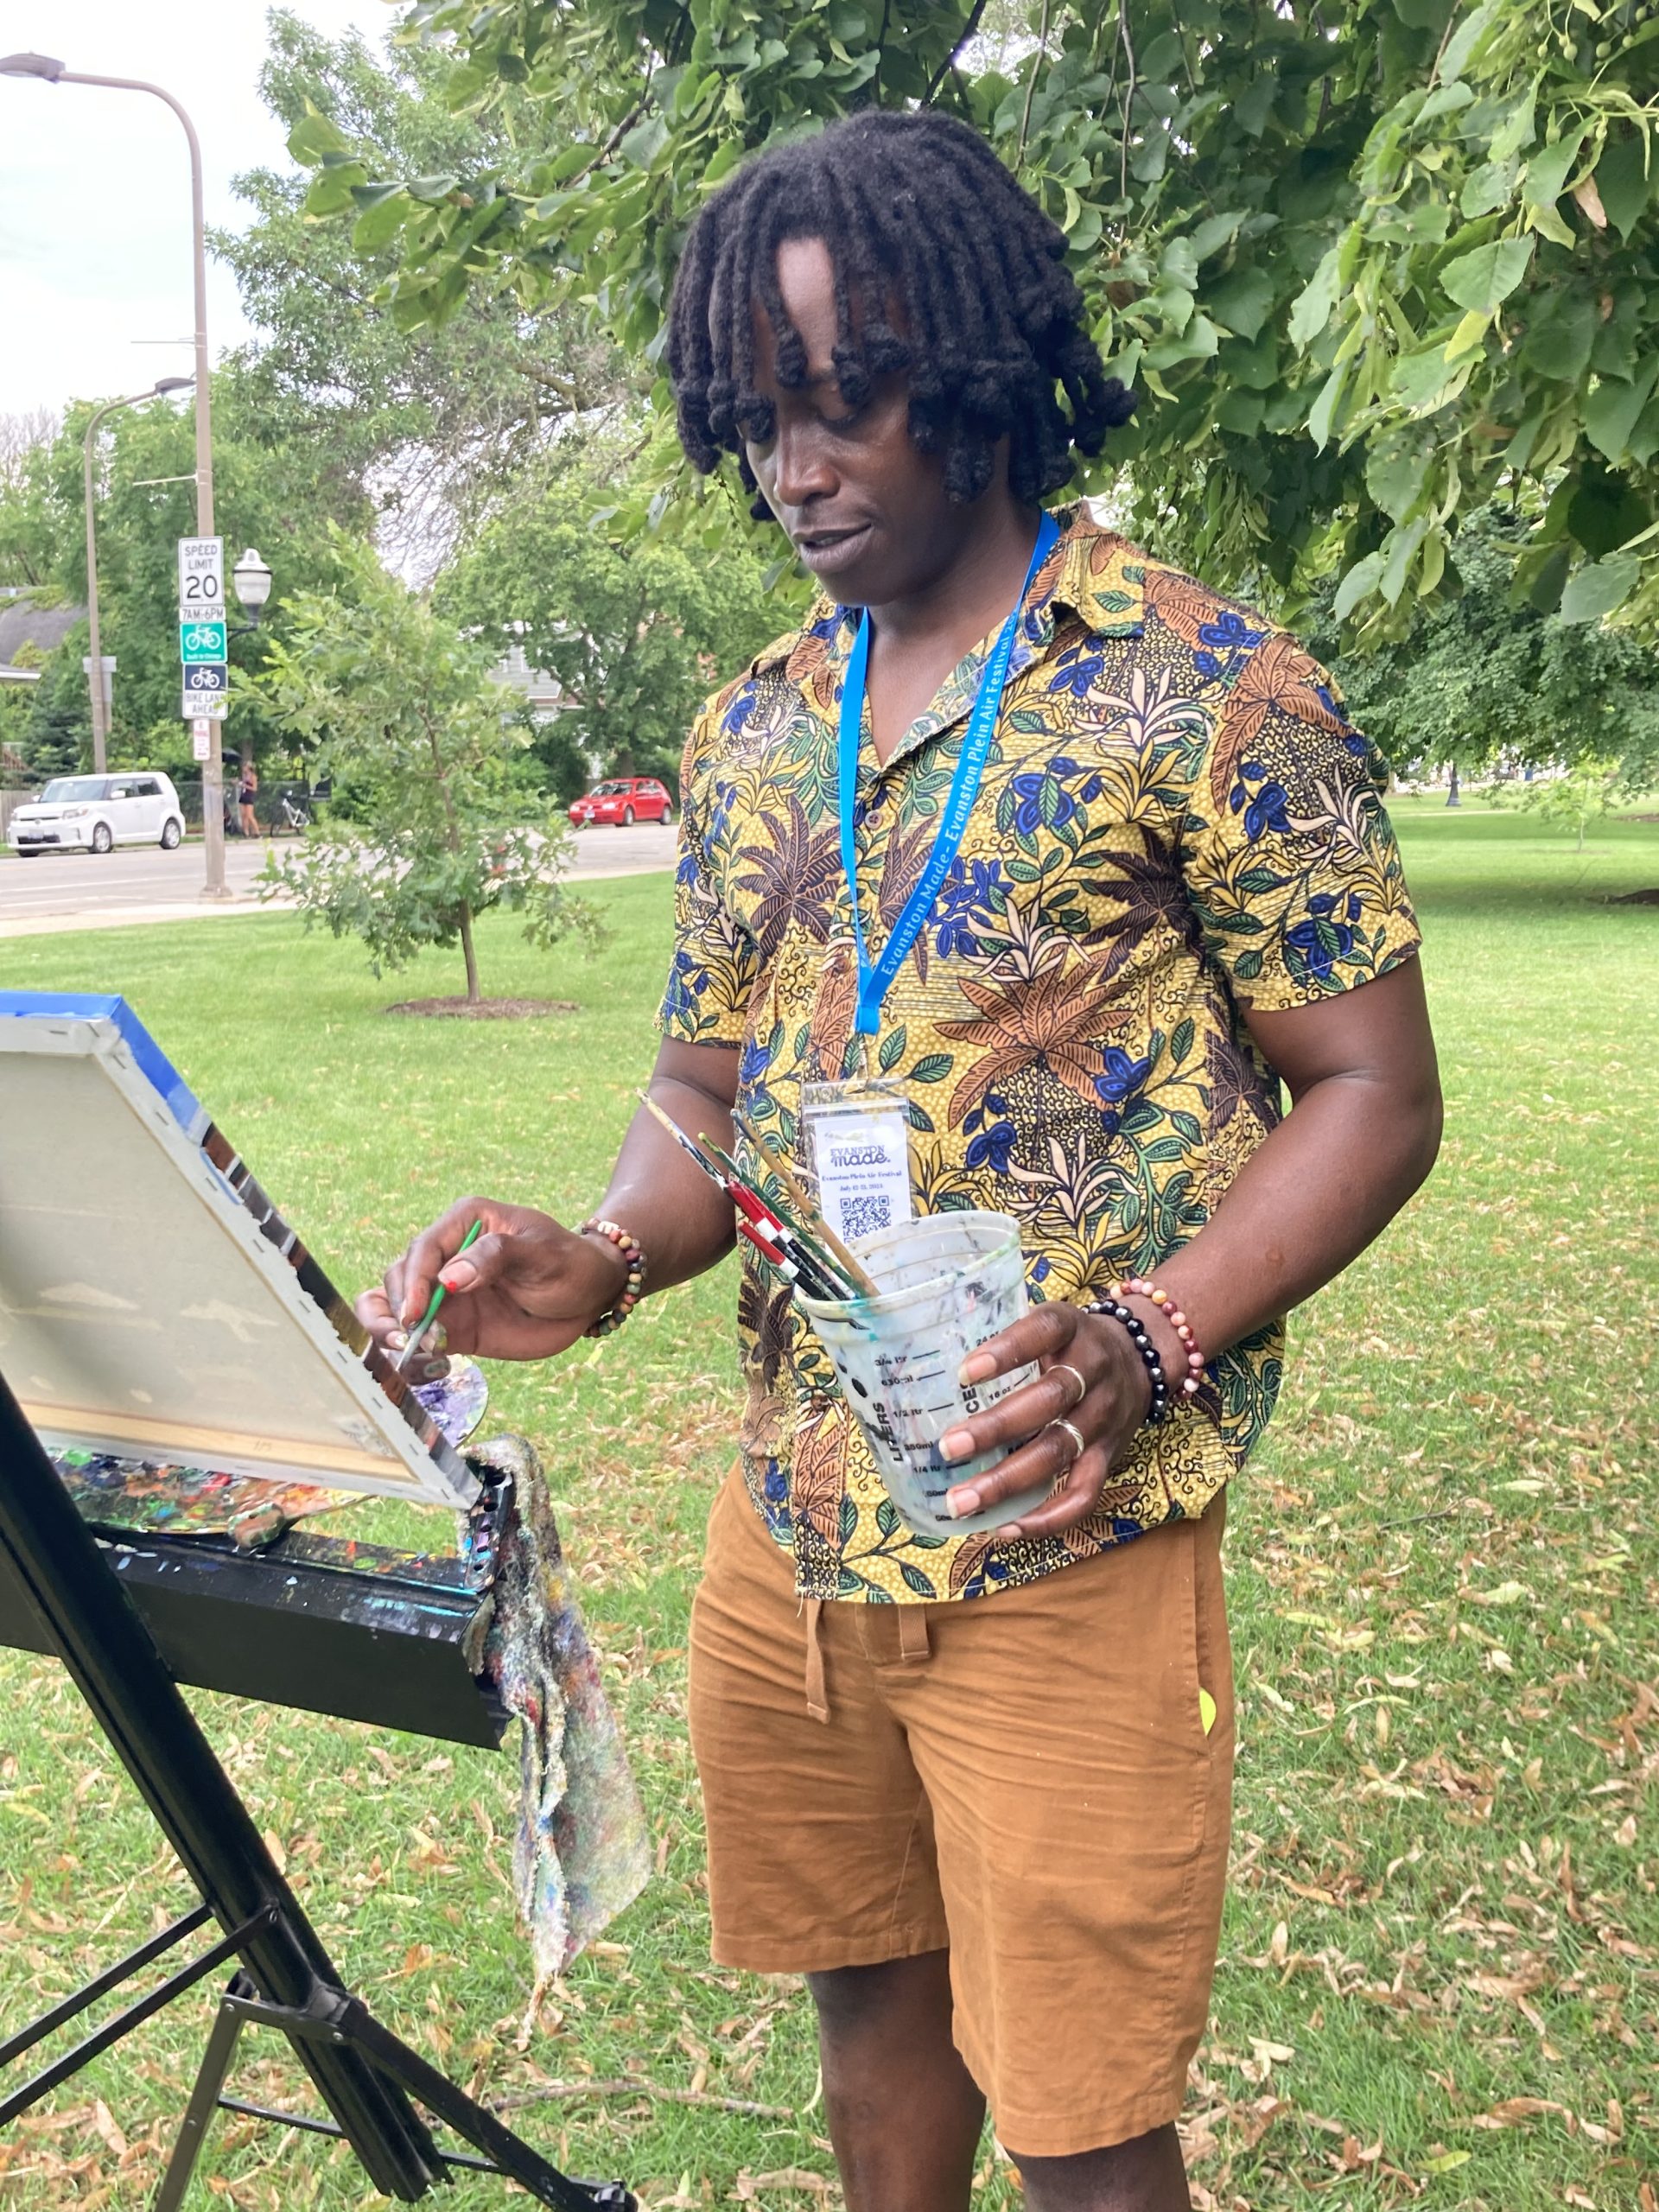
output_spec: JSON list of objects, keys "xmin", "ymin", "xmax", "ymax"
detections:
[{"xmin": 1189, "ymin": 1501, "xmax": 1234, "ymax": 1752}]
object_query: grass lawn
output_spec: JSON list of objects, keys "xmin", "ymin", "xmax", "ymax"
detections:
[{"xmin": 0, "ymin": 803, "xmax": 1655, "ymax": 2210}]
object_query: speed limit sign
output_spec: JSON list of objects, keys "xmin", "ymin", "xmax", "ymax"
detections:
[{"xmin": 177, "ymin": 537, "xmax": 225, "ymax": 623}]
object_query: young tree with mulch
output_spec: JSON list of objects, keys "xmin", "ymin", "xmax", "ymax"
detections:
[{"xmin": 252, "ymin": 533, "xmax": 596, "ymax": 1011}]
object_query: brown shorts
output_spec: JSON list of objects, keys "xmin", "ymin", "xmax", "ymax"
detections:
[{"xmin": 687, "ymin": 1470, "xmax": 1235, "ymax": 2158}]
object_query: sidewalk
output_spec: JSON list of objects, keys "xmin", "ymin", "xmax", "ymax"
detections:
[{"xmin": 0, "ymin": 823, "xmax": 677, "ymax": 938}]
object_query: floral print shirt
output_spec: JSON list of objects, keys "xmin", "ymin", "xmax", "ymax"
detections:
[{"xmin": 658, "ymin": 509, "xmax": 1421, "ymax": 1603}]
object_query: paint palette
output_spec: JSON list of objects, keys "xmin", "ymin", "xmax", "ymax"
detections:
[{"xmin": 0, "ymin": 993, "xmax": 478, "ymax": 1508}]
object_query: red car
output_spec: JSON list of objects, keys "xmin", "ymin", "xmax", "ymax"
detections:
[{"xmin": 567, "ymin": 777, "xmax": 675, "ymax": 828}]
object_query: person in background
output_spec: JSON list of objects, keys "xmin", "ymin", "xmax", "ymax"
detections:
[
  {"xmin": 237, "ymin": 759, "xmax": 259, "ymax": 839},
  {"xmin": 358, "ymin": 110, "xmax": 1442, "ymax": 2212}
]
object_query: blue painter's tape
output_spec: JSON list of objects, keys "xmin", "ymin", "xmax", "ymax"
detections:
[{"xmin": 0, "ymin": 991, "xmax": 206, "ymax": 1139}]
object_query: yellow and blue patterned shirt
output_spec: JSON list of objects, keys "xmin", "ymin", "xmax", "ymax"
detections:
[{"xmin": 658, "ymin": 510, "xmax": 1421, "ymax": 1602}]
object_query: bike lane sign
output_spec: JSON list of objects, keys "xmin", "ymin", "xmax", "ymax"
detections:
[
  {"xmin": 180, "ymin": 619, "xmax": 227, "ymax": 664},
  {"xmin": 181, "ymin": 662, "xmax": 230, "ymax": 718}
]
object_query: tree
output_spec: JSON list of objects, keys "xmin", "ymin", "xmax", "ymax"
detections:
[
  {"xmin": 437, "ymin": 482, "xmax": 782, "ymax": 794},
  {"xmin": 1512, "ymin": 754, "xmax": 1623, "ymax": 847},
  {"xmin": 0, "ymin": 410, "xmax": 60, "ymax": 590},
  {"xmin": 1314, "ymin": 510, "xmax": 1659, "ymax": 791},
  {"xmin": 292, "ymin": 1, "xmax": 1659, "ymax": 634},
  {"xmin": 10, "ymin": 651, "xmax": 87, "ymax": 781},
  {"xmin": 16, "ymin": 378, "xmax": 374, "ymax": 779},
  {"xmin": 219, "ymin": 11, "xmax": 631, "ymax": 577},
  {"xmin": 254, "ymin": 534, "xmax": 596, "ymax": 1007}
]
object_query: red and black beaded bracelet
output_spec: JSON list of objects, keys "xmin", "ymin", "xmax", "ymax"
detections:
[{"xmin": 1082, "ymin": 1298, "xmax": 1172, "ymax": 1427}]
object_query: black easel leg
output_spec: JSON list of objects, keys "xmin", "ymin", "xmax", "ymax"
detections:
[
  {"xmin": 154, "ymin": 1986, "xmax": 247, "ymax": 2212},
  {"xmin": 340, "ymin": 1998, "xmax": 632, "ymax": 2211}
]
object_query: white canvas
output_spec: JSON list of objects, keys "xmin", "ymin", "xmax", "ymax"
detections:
[{"xmin": 0, "ymin": 1002, "xmax": 477, "ymax": 1508}]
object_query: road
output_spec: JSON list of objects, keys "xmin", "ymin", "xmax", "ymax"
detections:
[{"xmin": 0, "ymin": 823, "xmax": 677, "ymax": 938}]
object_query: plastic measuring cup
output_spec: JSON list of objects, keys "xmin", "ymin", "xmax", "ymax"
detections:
[{"xmin": 797, "ymin": 1211, "xmax": 1051, "ymax": 1539}]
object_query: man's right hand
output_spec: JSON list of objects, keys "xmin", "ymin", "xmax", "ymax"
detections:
[{"xmin": 355, "ymin": 1197, "xmax": 629, "ymax": 1364}]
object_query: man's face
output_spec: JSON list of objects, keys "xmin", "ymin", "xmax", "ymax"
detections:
[{"xmin": 741, "ymin": 236, "xmax": 991, "ymax": 607}]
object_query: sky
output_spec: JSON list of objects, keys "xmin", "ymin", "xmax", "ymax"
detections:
[{"xmin": 0, "ymin": 1, "xmax": 401, "ymax": 416}]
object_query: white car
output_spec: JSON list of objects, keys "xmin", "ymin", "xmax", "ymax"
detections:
[{"xmin": 8, "ymin": 772, "xmax": 187, "ymax": 857}]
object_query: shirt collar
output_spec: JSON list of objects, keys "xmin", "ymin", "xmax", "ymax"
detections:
[{"xmin": 753, "ymin": 507, "xmax": 1146, "ymax": 685}]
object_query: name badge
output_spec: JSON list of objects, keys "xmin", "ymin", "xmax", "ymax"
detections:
[{"xmin": 800, "ymin": 1081, "xmax": 914, "ymax": 1249}]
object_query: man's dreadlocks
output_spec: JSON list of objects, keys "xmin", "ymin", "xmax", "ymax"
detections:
[{"xmin": 666, "ymin": 109, "xmax": 1136, "ymax": 518}]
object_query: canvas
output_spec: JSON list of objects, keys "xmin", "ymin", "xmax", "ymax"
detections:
[{"xmin": 0, "ymin": 993, "xmax": 476, "ymax": 1507}]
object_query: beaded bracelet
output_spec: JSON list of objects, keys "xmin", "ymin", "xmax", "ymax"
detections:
[
  {"xmin": 1106, "ymin": 1275, "xmax": 1206, "ymax": 1397},
  {"xmin": 581, "ymin": 1217, "xmax": 647, "ymax": 1338},
  {"xmin": 1082, "ymin": 1299, "xmax": 1172, "ymax": 1427}
]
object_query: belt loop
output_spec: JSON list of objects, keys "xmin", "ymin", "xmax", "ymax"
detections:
[
  {"xmin": 898, "ymin": 1605, "xmax": 930, "ymax": 1664},
  {"xmin": 803, "ymin": 1598, "xmax": 830, "ymax": 1724}
]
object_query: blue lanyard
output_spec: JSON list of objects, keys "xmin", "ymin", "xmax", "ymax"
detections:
[{"xmin": 837, "ymin": 509, "xmax": 1060, "ymax": 1038}]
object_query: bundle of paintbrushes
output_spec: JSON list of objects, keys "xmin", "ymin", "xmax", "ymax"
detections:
[{"xmin": 638, "ymin": 1092, "xmax": 880, "ymax": 1303}]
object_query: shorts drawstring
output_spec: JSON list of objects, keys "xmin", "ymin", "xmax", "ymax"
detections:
[{"xmin": 804, "ymin": 1598, "xmax": 830, "ymax": 1724}]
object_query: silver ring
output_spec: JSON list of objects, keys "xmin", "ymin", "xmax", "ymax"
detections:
[
  {"xmin": 1046, "ymin": 1417, "xmax": 1087, "ymax": 1464},
  {"xmin": 1049, "ymin": 1361, "xmax": 1087, "ymax": 1413}
]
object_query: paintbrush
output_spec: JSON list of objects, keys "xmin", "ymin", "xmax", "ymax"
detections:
[
  {"xmin": 396, "ymin": 1218, "xmax": 482, "ymax": 1375},
  {"xmin": 639, "ymin": 1089, "xmax": 737, "ymax": 1189},
  {"xmin": 639, "ymin": 1089, "xmax": 857, "ymax": 1299},
  {"xmin": 696, "ymin": 1132, "xmax": 860, "ymax": 1299},
  {"xmin": 734, "ymin": 1109, "xmax": 880, "ymax": 1298}
]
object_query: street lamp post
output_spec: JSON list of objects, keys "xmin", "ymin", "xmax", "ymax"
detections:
[
  {"xmin": 81, "ymin": 379, "xmax": 194, "ymax": 775},
  {"xmin": 2, "ymin": 52, "xmax": 230, "ymax": 899},
  {"xmin": 230, "ymin": 550, "xmax": 273, "ymax": 630}
]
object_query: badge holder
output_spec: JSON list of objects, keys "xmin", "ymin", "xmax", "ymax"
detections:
[{"xmin": 799, "ymin": 1074, "xmax": 915, "ymax": 1251}]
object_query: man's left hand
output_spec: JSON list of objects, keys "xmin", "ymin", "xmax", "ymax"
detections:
[{"xmin": 936, "ymin": 1301, "xmax": 1177, "ymax": 1539}]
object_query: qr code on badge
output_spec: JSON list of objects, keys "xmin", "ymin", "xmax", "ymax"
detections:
[{"xmin": 840, "ymin": 1194, "xmax": 893, "ymax": 1240}]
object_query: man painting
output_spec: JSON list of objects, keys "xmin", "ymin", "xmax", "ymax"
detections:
[{"xmin": 361, "ymin": 110, "xmax": 1441, "ymax": 2212}]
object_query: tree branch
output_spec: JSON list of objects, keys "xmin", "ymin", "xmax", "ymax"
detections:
[
  {"xmin": 490, "ymin": 2078, "xmax": 794, "ymax": 2121},
  {"xmin": 513, "ymin": 360, "xmax": 582, "ymax": 406},
  {"xmin": 1018, "ymin": 0, "xmax": 1053, "ymax": 166},
  {"xmin": 1117, "ymin": 0, "xmax": 1138, "ymax": 205},
  {"xmin": 925, "ymin": 0, "xmax": 990, "ymax": 105}
]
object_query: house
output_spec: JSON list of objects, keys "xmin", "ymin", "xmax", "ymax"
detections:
[
  {"xmin": 0, "ymin": 593, "xmax": 83, "ymax": 689},
  {"xmin": 487, "ymin": 637, "xmax": 564, "ymax": 721}
]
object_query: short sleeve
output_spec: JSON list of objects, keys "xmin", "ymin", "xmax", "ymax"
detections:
[
  {"xmin": 1181, "ymin": 634, "xmax": 1422, "ymax": 1009},
  {"xmin": 656, "ymin": 704, "xmax": 760, "ymax": 1047}
]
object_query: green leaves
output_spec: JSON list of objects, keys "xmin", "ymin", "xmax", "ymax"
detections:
[
  {"xmin": 270, "ymin": 0, "xmax": 1659, "ymax": 643},
  {"xmin": 1334, "ymin": 553, "xmax": 1387, "ymax": 623},
  {"xmin": 1522, "ymin": 128, "xmax": 1587, "ymax": 210},
  {"xmin": 1519, "ymin": 288, "xmax": 1598, "ymax": 383},
  {"xmin": 286, "ymin": 107, "xmax": 352, "ymax": 163},
  {"xmin": 1584, "ymin": 359, "xmax": 1659, "ymax": 467},
  {"xmin": 1439, "ymin": 235, "xmax": 1534, "ymax": 314},
  {"xmin": 1559, "ymin": 555, "xmax": 1640, "ymax": 624},
  {"xmin": 1287, "ymin": 247, "xmax": 1343, "ymax": 350},
  {"xmin": 1439, "ymin": 1, "xmax": 1501, "ymax": 85},
  {"xmin": 1595, "ymin": 130, "xmax": 1655, "ymax": 241}
]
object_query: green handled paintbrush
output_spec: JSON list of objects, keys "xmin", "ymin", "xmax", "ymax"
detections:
[{"xmin": 395, "ymin": 1217, "xmax": 482, "ymax": 1376}]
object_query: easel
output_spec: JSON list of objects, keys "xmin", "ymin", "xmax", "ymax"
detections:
[{"xmin": 0, "ymin": 1369, "xmax": 635, "ymax": 2210}]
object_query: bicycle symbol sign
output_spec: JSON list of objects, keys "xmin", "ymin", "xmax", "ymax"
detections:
[
  {"xmin": 179, "ymin": 619, "xmax": 227, "ymax": 664},
  {"xmin": 182, "ymin": 661, "xmax": 230, "ymax": 696}
]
